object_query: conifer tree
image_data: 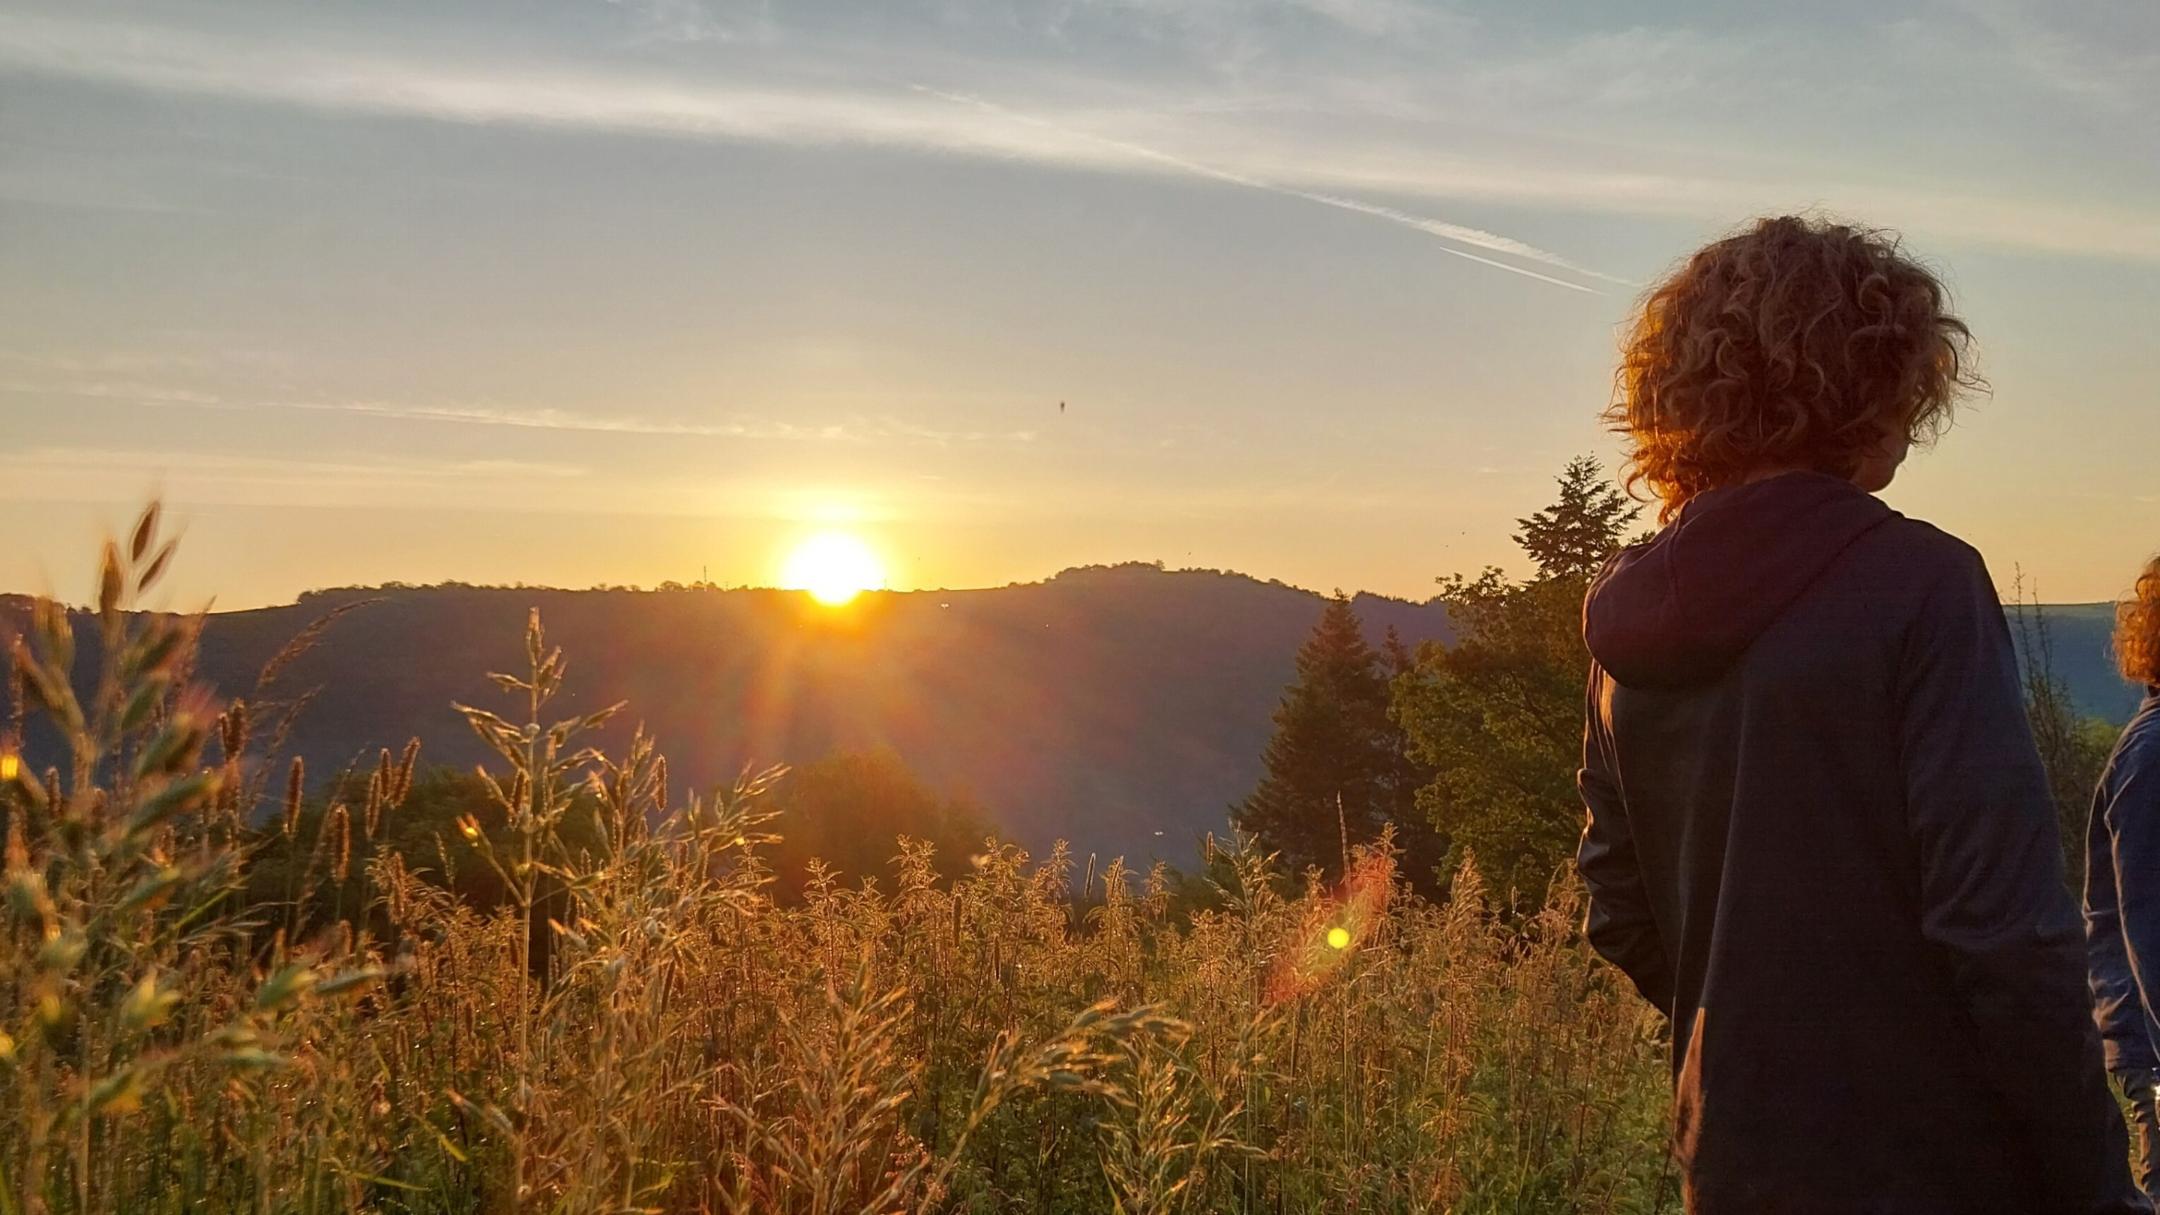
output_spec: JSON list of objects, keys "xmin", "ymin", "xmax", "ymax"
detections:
[
  {"xmin": 1236, "ymin": 594, "xmax": 1404, "ymax": 882},
  {"xmin": 1513, "ymin": 455, "xmax": 1639, "ymax": 580}
]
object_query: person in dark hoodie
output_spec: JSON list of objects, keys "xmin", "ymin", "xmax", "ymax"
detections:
[
  {"xmin": 1576, "ymin": 215, "xmax": 2142, "ymax": 1213},
  {"xmin": 2087, "ymin": 556, "xmax": 2160, "ymax": 1203}
]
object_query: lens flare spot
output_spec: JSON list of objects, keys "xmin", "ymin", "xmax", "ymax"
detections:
[
  {"xmin": 0, "ymin": 753, "xmax": 17, "ymax": 782},
  {"xmin": 1264, "ymin": 852, "xmax": 1394, "ymax": 1004},
  {"xmin": 780, "ymin": 532, "xmax": 886, "ymax": 606}
]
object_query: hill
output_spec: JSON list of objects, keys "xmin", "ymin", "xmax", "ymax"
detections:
[
  {"xmin": 2017, "ymin": 601, "xmax": 2142, "ymax": 723},
  {"xmin": 3, "ymin": 569, "xmax": 2137, "ymax": 866},
  {"xmin": 64, "ymin": 565, "xmax": 1455, "ymax": 865}
]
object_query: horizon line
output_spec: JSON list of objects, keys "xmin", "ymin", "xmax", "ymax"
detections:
[{"xmin": 0, "ymin": 563, "xmax": 2119, "ymax": 617}]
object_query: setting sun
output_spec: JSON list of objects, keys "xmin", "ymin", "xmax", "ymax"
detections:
[{"xmin": 780, "ymin": 532, "xmax": 886, "ymax": 605}]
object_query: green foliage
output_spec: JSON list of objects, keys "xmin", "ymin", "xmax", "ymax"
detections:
[
  {"xmin": 0, "ymin": 512, "xmax": 1672, "ymax": 1212},
  {"xmin": 1234, "ymin": 596, "xmax": 1442, "ymax": 891},
  {"xmin": 1394, "ymin": 572, "xmax": 1593, "ymax": 906},
  {"xmin": 2013, "ymin": 591, "xmax": 2121, "ymax": 887},
  {"xmin": 1395, "ymin": 459, "xmax": 1635, "ymax": 905},
  {"xmin": 762, "ymin": 748, "xmax": 989, "ymax": 901}
]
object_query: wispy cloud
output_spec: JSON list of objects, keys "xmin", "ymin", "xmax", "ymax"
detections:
[
  {"xmin": 0, "ymin": 6, "xmax": 2153, "ymax": 266},
  {"xmin": 239, "ymin": 397, "xmax": 875, "ymax": 441},
  {"xmin": 0, "ymin": 12, "xmax": 1614, "ymax": 290},
  {"xmin": 0, "ymin": 444, "xmax": 591, "ymax": 504},
  {"xmin": 0, "ymin": 443, "xmax": 631, "ymax": 530},
  {"xmin": 909, "ymin": 86, "xmax": 1616, "ymax": 292},
  {"xmin": 2, "ymin": 380, "xmax": 1040, "ymax": 446},
  {"xmin": 603, "ymin": 0, "xmax": 755, "ymax": 46},
  {"xmin": 1935, "ymin": 0, "xmax": 2160, "ymax": 108},
  {"xmin": 0, "ymin": 14, "xmax": 1139, "ymax": 169},
  {"xmin": 202, "ymin": 396, "xmax": 1041, "ymax": 446}
]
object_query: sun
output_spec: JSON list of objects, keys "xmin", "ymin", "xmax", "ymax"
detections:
[{"xmin": 780, "ymin": 531, "xmax": 886, "ymax": 605}]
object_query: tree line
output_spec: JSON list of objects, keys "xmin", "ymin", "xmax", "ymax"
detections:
[{"xmin": 1233, "ymin": 457, "xmax": 2114, "ymax": 903}]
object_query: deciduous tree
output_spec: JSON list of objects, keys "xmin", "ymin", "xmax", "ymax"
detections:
[{"xmin": 1394, "ymin": 458, "xmax": 1638, "ymax": 903}]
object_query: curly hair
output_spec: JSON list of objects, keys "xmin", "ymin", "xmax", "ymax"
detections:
[
  {"xmin": 2117, "ymin": 555, "xmax": 2160, "ymax": 687},
  {"xmin": 1607, "ymin": 215, "xmax": 1983, "ymax": 520}
]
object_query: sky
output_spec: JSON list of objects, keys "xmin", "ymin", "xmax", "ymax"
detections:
[{"xmin": 0, "ymin": 0, "xmax": 2155, "ymax": 609}]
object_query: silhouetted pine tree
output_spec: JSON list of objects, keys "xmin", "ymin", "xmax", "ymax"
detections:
[
  {"xmin": 1513, "ymin": 455, "xmax": 1640, "ymax": 580},
  {"xmin": 1235, "ymin": 594, "xmax": 1398, "ymax": 882}
]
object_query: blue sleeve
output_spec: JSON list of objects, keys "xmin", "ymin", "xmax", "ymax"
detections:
[
  {"xmin": 1577, "ymin": 667, "xmax": 1673, "ymax": 1014},
  {"xmin": 2101, "ymin": 742, "xmax": 2160, "ymax": 1071},
  {"xmin": 2089, "ymin": 751, "xmax": 2160, "ymax": 1072},
  {"xmin": 1898, "ymin": 548, "xmax": 2137, "ymax": 1207}
]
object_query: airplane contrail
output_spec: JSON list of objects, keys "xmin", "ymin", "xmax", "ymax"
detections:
[{"xmin": 911, "ymin": 85, "xmax": 1615, "ymax": 295}]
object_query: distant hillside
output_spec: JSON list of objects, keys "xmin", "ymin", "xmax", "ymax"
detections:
[
  {"xmin": 2012, "ymin": 602, "xmax": 2141, "ymax": 722},
  {"xmin": 2, "ymin": 569, "xmax": 2136, "ymax": 866},
  {"xmin": 6, "ymin": 565, "xmax": 1450, "ymax": 866}
]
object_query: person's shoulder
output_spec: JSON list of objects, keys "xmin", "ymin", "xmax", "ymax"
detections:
[
  {"xmin": 2122, "ymin": 703, "xmax": 2160, "ymax": 765},
  {"xmin": 1851, "ymin": 510, "xmax": 1990, "ymax": 589},
  {"xmin": 1865, "ymin": 512, "xmax": 1980, "ymax": 565},
  {"xmin": 2105, "ymin": 710, "xmax": 2160, "ymax": 799}
]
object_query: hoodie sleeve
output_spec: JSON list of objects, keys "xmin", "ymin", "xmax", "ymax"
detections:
[
  {"xmin": 1577, "ymin": 666, "xmax": 1674, "ymax": 1015},
  {"xmin": 1898, "ymin": 546, "xmax": 2139, "ymax": 1208},
  {"xmin": 2095, "ymin": 743, "xmax": 2160, "ymax": 1072}
]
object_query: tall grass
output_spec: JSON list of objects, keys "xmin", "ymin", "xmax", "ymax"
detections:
[{"xmin": 1, "ymin": 509, "xmax": 1671, "ymax": 1213}]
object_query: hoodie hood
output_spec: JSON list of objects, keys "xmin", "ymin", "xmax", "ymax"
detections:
[{"xmin": 1584, "ymin": 472, "xmax": 1896, "ymax": 690}]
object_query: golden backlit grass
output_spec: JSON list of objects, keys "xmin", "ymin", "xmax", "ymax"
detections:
[{"xmin": 0, "ymin": 507, "xmax": 1671, "ymax": 1213}]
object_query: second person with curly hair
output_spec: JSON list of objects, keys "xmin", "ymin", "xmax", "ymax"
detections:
[
  {"xmin": 1575, "ymin": 215, "xmax": 2142, "ymax": 1212},
  {"xmin": 2087, "ymin": 555, "xmax": 2160, "ymax": 1205}
]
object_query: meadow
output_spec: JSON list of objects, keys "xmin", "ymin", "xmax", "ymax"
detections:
[{"xmin": 0, "ymin": 508, "xmax": 1672, "ymax": 1213}]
